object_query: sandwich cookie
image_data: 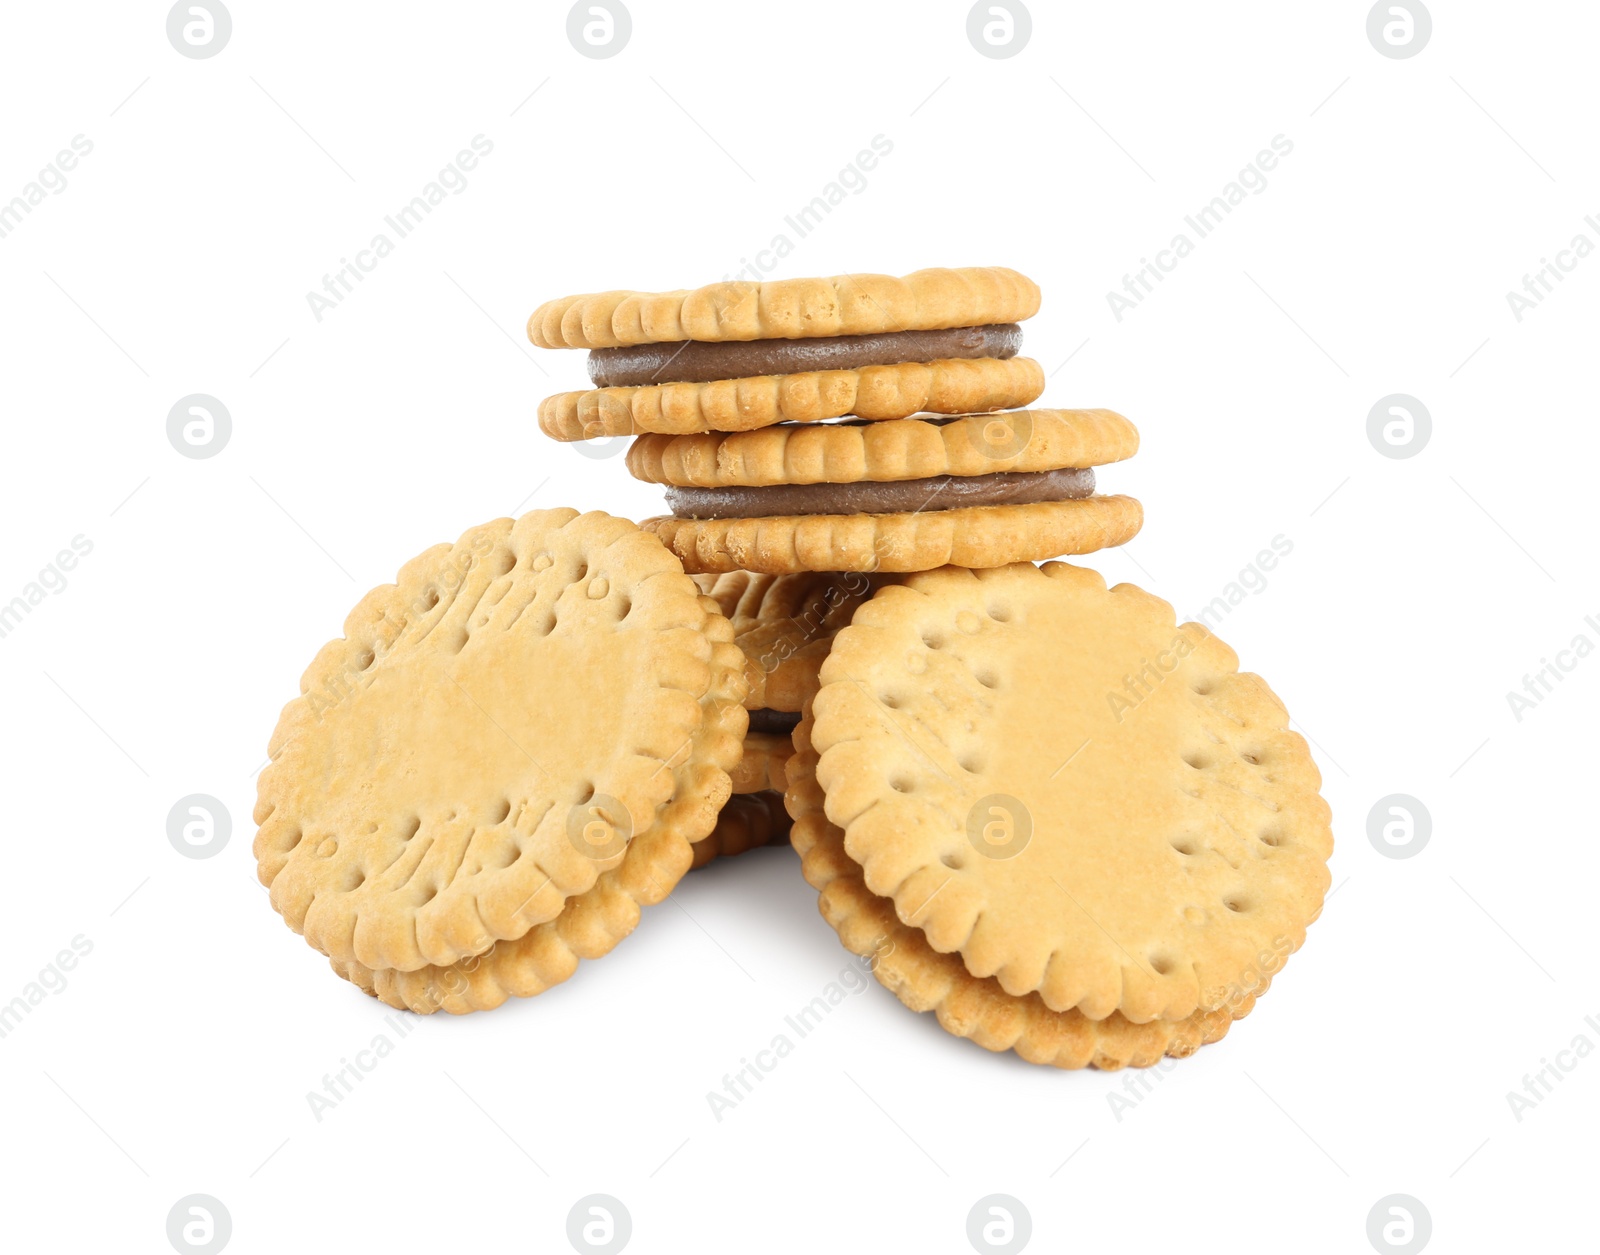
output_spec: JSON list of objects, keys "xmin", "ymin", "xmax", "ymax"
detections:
[
  {"xmin": 788, "ymin": 563, "xmax": 1333, "ymax": 1066},
  {"xmin": 687, "ymin": 790, "xmax": 793, "ymax": 872},
  {"xmin": 787, "ymin": 708, "xmax": 1247, "ymax": 1068},
  {"xmin": 697, "ymin": 570, "xmax": 899, "ymax": 793},
  {"xmin": 530, "ymin": 267, "xmax": 1045, "ymax": 438},
  {"xmin": 340, "ymin": 789, "xmax": 791, "ymax": 1013},
  {"xmin": 640, "ymin": 409, "xmax": 1143, "ymax": 575},
  {"xmin": 696, "ymin": 569, "xmax": 897, "ymax": 711},
  {"xmin": 254, "ymin": 509, "xmax": 747, "ymax": 1014},
  {"xmin": 728, "ymin": 732, "xmax": 794, "ymax": 795}
]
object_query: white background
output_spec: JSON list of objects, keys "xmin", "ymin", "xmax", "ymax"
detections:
[{"xmin": 1, "ymin": 2, "xmax": 1595, "ymax": 1252}]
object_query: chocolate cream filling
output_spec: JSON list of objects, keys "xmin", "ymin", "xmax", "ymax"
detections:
[
  {"xmin": 588, "ymin": 324, "xmax": 1022, "ymax": 388},
  {"xmin": 666, "ymin": 466, "xmax": 1096, "ymax": 520},
  {"xmin": 746, "ymin": 709, "xmax": 802, "ymax": 736}
]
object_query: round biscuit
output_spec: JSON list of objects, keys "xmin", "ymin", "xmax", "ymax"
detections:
[
  {"xmin": 538, "ymin": 358, "xmax": 1045, "ymax": 439},
  {"xmin": 809, "ymin": 564, "xmax": 1333, "ymax": 1024},
  {"xmin": 626, "ymin": 408, "xmax": 1139, "ymax": 487},
  {"xmin": 528, "ymin": 266, "xmax": 1040, "ymax": 349},
  {"xmin": 253, "ymin": 509, "xmax": 747, "ymax": 983},
  {"xmin": 644, "ymin": 496, "xmax": 1143, "ymax": 575}
]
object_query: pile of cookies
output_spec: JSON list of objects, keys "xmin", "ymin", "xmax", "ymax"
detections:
[
  {"xmin": 252, "ymin": 268, "xmax": 1332, "ymax": 1068},
  {"xmin": 531, "ymin": 266, "xmax": 1141, "ymax": 574}
]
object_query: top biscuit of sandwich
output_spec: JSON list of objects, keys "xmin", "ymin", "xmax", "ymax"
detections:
[
  {"xmin": 528, "ymin": 267, "xmax": 1040, "ymax": 349},
  {"xmin": 811, "ymin": 563, "xmax": 1333, "ymax": 1026},
  {"xmin": 252, "ymin": 509, "xmax": 747, "ymax": 976}
]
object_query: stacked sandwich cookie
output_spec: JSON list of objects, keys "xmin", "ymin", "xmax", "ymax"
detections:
[
  {"xmin": 634, "ymin": 407, "xmax": 1141, "ymax": 574},
  {"xmin": 529, "ymin": 266, "xmax": 1045, "ymax": 439},
  {"xmin": 694, "ymin": 569, "xmax": 896, "ymax": 835},
  {"xmin": 528, "ymin": 266, "xmax": 1142, "ymax": 574}
]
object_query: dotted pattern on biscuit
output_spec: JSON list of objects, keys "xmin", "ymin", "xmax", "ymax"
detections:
[
  {"xmin": 328, "ymin": 610, "xmax": 747, "ymax": 1015},
  {"xmin": 784, "ymin": 702, "xmax": 1257, "ymax": 1068},
  {"xmin": 812, "ymin": 563, "xmax": 1332, "ymax": 1023},
  {"xmin": 254, "ymin": 509, "xmax": 746, "ymax": 1002}
]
